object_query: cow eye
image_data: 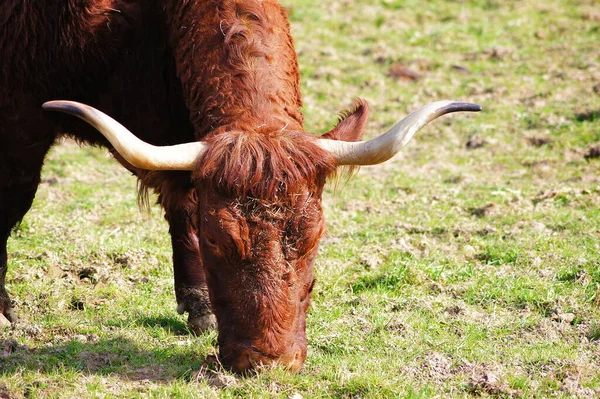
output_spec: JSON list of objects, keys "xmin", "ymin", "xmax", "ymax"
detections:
[
  {"xmin": 202, "ymin": 235, "xmax": 219, "ymax": 250},
  {"xmin": 301, "ymin": 278, "xmax": 316, "ymax": 302},
  {"xmin": 308, "ymin": 278, "xmax": 316, "ymax": 293},
  {"xmin": 282, "ymin": 271, "xmax": 295, "ymax": 287}
]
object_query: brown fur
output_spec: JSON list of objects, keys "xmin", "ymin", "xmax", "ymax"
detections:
[
  {"xmin": 192, "ymin": 128, "xmax": 335, "ymax": 368},
  {"xmin": 194, "ymin": 129, "xmax": 336, "ymax": 200},
  {"xmin": 165, "ymin": 0, "xmax": 367, "ymax": 371},
  {"xmin": 0, "ymin": 0, "xmax": 370, "ymax": 372},
  {"xmin": 163, "ymin": 0, "xmax": 304, "ymax": 137}
]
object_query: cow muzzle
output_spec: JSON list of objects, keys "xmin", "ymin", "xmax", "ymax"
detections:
[{"xmin": 229, "ymin": 343, "xmax": 305, "ymax": 373}]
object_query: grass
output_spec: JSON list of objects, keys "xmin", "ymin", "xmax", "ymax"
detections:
[{"xmin": 2, "ymin": 0, "xmax": 600, "ymax": 397}]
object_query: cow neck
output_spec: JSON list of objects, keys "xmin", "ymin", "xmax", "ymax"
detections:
[{"xmin": 162, "ymin": 0, "xmax": 305, "ymax": 140}]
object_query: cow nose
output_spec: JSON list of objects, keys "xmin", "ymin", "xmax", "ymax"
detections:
[{"xmin": 232, "ymin": 345, "xmax": 304, "ymax": 373}]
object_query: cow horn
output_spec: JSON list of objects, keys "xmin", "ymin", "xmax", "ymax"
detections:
[
  {"xmin": 42, "ymin": 101, "xmax": 207, "ymax": 171},
  {"xmin": 318, "ymin": 101, "xmax": 481, "ymax": 165}
]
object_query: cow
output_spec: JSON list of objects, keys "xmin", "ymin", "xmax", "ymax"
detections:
[{"xmin": 1, "ymin": 0, "xmax": 480, "ymax": 372}]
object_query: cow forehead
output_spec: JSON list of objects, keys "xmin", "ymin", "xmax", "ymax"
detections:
[
  {"xmin": 199, "ymin": 173, "xmax": 323, "ymax": 220},
  {"xmin": 192, "ymin": 129, "xmax": 336, "ymax": 202},
  {"xmin": 198, "ymin": 188, "xmax": 326, "ymax": 262},
  {"xmin": 201, "ymin": 190, "xmax": 323, "ymax": 236}
]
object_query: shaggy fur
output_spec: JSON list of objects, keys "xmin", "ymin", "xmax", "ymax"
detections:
[
  {"xmin": 0, "ymin": 0, "xmax": 369, "ymax": 372},
  {"xmin": 163, "ymin": 0, "xmax": 304, "ymax": 137},
  {"xmin": 194, "ymin": 130, "xmax": 336, "ymax": 200}
]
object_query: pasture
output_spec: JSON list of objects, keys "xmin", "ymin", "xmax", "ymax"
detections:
[{"xmin": 1, "ymin": 0, "xmax": 599, "ymax": 397}]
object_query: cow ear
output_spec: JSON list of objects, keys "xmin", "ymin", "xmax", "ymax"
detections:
[{"xmin": 321, "ymin": 99, "xmax": 370, "ymax": 142}]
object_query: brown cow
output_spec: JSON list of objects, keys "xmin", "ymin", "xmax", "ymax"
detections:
[{"xmin": 1, "ymin": 0, "xmax": 480, "ymax": 372}]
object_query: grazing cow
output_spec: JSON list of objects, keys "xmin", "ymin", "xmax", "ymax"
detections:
[{"xmin": 1, "ymin": 0, "xmax": 480, "ymax": 372}]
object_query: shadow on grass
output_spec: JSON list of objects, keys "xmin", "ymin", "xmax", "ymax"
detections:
[
  {"xmin": 135, "ymin": 315, "xmax": 190, "ymax": 336},
  {"xmin": 0, "ymin": 333, "xmax": 210, "ymax": 382},
  {"xmin": 574, "ymin": 109, "xmax": 600, "ymax": 122}
]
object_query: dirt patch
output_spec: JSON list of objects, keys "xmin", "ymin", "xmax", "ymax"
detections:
[
  {"xmin": 0, "ymin": 385, "xmax": 16, "ymax": 399},
  {"xmin": 464, "ymin": 47, "xmax": 513, "ymax": 62},
  {"xmin": 395, "ymin": 223, "xmax": 498, "ymax": 238},
  {"xmin": 385, "ymin": 319, "xmax": 408, "ymax": 334},
  {"xmin": 465, "ymin": 369, "xmax": 514, "ymax": 397},
  {"xmin": 424, "ymin": 352, "xmax": 453, "ymax": 380},
  {"xmin": 401, "ymin": 352, "xmax": 456, "ymax": 383},
  {"xmin": 127, "ymin": 365, "xmax": 171, "ymax": 383},
  {"xmin": 451, "ymin": 65, "xmax": 471, "ymax": 75},
  {"xmin": 359, "ymin": 253, "xmax": 382, "ymax": 270},
  {"xmin": 526, "ymin": 135, "xmax": 552, "ymax": 147},
  {"xmin": 438, "ymin": 297, "xmax": 511, "ymax": 328},
  {"xmin": 445, "ymin": 305, "xmax": 463, "ymax": 316},
  {"xmin": 403, "ymin": 353, "xmax": 518, "ymax": 397},
  {"xmin": 0, "ymin": 340, "xmax": 27, "ymax": 358},
  {"xmin": 468, "ymin": 203, "xmax": 496, "ymax": 218},
  {"xmin": 520, "ymin": 92, "xmax": 549, "ymax": 107},
  {"xmin": 528, "ymin": 358, "xmax": 600, "ymax": 398},
  {"xmin": 193, "ymin": 365, "xmax": 237, "ymax": 389},
  {"xmin": 560, "ymin": 373, "xmax": 599, "ymax": 398},
  {"xmin": 520, "ymin": 317, "xmax": 575, "ymax": 344},
  {"xmin": 575, "ymin": 110, "xmax": 600, "ymax": 122},
  {"xmin": 581, "ymin": 12, "xmax": 600, "ymax": 22},
  {"xmin": 584, "ymin": 143, "xmax": 600, "ymax": 160},
  {"xmin": 77, "ymin": 351, "xmax": 121, "ymax": 372},
  {"xmin": 387, "ymin": 64, "xmax": 421, "ymax": 82},
  {"xmin": 465, "ymin": 134, "xmax": 487, "ymax": 149}
]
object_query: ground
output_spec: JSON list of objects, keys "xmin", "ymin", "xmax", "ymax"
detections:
[{"xmin": 1, "ymin": 0, "xmax": 600, "ymax": 397}]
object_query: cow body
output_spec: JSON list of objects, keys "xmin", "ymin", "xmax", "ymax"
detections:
[
  {"xmin": 2, "ymin": 0, "xmax": 479, "ymax": 373},
  {"xmin": 0, "ymin": 0, "xmax": 214, "ymax": 335},
  {"xmin": 0, "ymin": 0, "xmax": 364, "ymax": 371}
]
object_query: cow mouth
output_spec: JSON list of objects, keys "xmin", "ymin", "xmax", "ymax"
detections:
[{"xmin": 223, "ymin": 343, "xmax": 306, "ymax": 374}]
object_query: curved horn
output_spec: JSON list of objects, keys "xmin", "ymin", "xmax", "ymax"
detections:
[
  {"xmin": 318, "ymin": 101, "xmax": 482, "ymax": 165},
  {"xmin": 42, "ymin": 101, "xmax": 207, "ymax": 171}
]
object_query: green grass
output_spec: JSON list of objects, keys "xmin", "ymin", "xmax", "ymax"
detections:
[{"xmin": 2, "ymin": 0, "xmax": 600, "ymax": 397}]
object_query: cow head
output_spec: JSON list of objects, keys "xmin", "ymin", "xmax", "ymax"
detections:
[
  {"xmin": 191, "ymin": 128, "xmax": 336, "ymax": 372},
  {"xmin": 42, "ymin": 100, "xmax": 480, "ymax": 372}
]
